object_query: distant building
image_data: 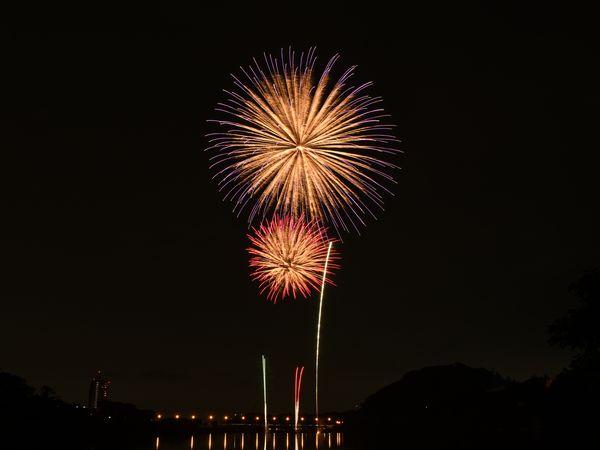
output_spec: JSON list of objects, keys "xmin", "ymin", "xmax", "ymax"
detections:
[{"xmin": 88, "ymin": 370, "xmax": 110, "ymax": 409}]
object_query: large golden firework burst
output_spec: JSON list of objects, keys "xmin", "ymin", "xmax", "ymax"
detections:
[
  {"xmin": 247, "ymin": 216, "xmax": 339, "ymax": 302},
  {"xmin": 208, "ymin": 48, "xmax": 400, "ymax": 234}
]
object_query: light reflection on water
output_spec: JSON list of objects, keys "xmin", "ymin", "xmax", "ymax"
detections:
[{"xmin": 152, "ymin": 432, "xmax": 344, "ymax": 450}]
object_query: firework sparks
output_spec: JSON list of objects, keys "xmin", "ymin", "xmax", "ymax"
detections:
[
  {"xmin": 208, "ymin": 47, "xmax": 400, "ymax": 233},
  {"xmin": 294, "ymin": 366, "xmax": 304, "ymax": 431},
  {"xmin": 262, "ymin": 355, "xmax": 268, "ymax": 433},
  {"xmin": 247, "ymin": 216, "xmax": 338, "ymax": 302},
  {"xmin": 315, "ymin": 241, "xmax": 333, "ymax": 425}
]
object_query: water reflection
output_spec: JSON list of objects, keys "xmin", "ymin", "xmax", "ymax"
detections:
[{"xmin": 153, "ymin": 432, "xmax": 344, "ymax": 450}]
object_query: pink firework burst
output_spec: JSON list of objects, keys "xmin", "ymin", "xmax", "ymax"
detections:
[{"xmin": 247, "ymin": 216, "xmax": 339, "ymax": 302}]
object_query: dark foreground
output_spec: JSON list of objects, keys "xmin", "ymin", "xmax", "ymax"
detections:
[{"xmin": 3, "ymin": 359, "xmax": 600, "ymax": 450}]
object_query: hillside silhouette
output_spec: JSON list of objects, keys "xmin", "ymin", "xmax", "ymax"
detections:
[{"xmin": 348, "ymin": 271, "xmax": 600, "ymax": 449}]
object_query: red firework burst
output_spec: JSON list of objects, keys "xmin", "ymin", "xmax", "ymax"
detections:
[{"xmin": 247, "ymin": 216, "xmax": 339, "ymax": 302}]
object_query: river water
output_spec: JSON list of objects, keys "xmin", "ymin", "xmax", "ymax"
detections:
[{"xmin": 150, "ymin": 432, "xmax": 345, "ymax": 450}]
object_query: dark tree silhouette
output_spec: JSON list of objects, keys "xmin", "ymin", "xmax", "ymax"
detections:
[
  {"xmin": 39, "ymin": 385, "xmax": 57, "ymax": 399},
  {"xmin": 0, "ymin": 372, "xmax": 35, "ymax": 403},
  {"xmin": 549, "ymin": 270, "xmax": 600, "ymax": 369},
  {"xmin": 544, "ymin": 270, "xmax": 600, "ymax": 449}
]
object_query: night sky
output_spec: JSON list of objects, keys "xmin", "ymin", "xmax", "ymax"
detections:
[{"xmin": 1, "ymin": 4, "xmax": 598, "ymax": 416}]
